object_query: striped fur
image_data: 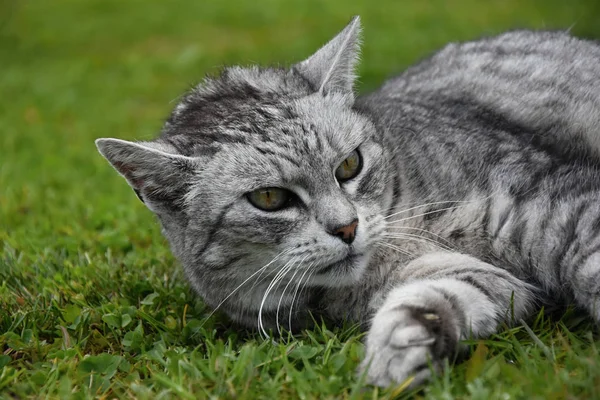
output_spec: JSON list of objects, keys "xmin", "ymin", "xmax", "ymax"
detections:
[{"xmin": 96, "ymin": 17, "xmax": 600, "ymax": 387}]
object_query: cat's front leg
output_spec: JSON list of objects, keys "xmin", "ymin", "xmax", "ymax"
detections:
[{"xmin": 360, "ymin": 252, "xmax": 536, "ymax": 387}]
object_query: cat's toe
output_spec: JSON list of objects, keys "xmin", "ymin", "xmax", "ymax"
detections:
[
  {"xmin": 389, "ymin": 324, "xmax": 435, "ymax": 349},
  {"xmin": 387, "ymin": 345, "xmax": 433, "ymax": 385}
]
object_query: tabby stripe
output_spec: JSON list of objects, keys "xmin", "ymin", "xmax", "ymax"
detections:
[
  {"xmin": 555, "ymin": 202, "xmax": 587, "ymax": 280},
  {"xmin": 255, "ymin": 146, "xmax": 303, "ymax": 168},
  {"xmin": 508, "ymin": 211, "xmax": 528, "ymax": 257},
  {"xmin": 428, "ymin": 268, "xmax": 515, "ymax": 289},
  {"xmin": 313, "ymin": 127, "xmax": 324, "ymax": 152},
  {"xmin": 431, "ymin": 286, "xmax": 467, "ymax": 328},
  {"xmin": 537, "ymin": 200, "xmax": 556, "ymax": 248},
  {"xmin": 493, "ymin": 204, "xmax": 513, "ymax": 239},
  {"xmin": 356, "ymin": 165, "xmax": 378, "ymax": 197},
  {"xmin": 192, "ymin": 202, "xmax": 235, "ymax": 262},
  {"xmin": 568, "ymin": 240, "xmax": 600, "ymax": 283},
  {"xmin": 451, "ymin": 274, "xmax": 495, "ymax": 300},
  {"xmin": 587, "ymin": 212, "xmax": 600, "ymax": 242},
  {"xmin": 481, "ymin": 196, "xmax": 492, "ymax": 234}
]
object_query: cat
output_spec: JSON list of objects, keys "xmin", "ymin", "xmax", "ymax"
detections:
[{"xmin": 95, "ymin": 16, "xmax": 600, "ymax": 387}]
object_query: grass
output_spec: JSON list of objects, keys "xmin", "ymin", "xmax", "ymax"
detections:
[{"xmin": 2, "ymin": 0, "xmax": 600, "ymax": 398}]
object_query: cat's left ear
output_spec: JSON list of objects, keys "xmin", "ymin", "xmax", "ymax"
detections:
[
  {"xmin": 294, "ymin": 16, "xmax": 361, "ymax": 97},
  {"xmin": 95, "ymin": 138, "xmax": 197, "ymax": 215}
]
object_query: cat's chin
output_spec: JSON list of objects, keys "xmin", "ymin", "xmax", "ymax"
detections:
[{"xmin": 311, "ymin": 251, "xmax": 370, "ymax": 287}]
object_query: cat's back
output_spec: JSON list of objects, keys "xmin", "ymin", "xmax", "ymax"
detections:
[
  {"xmin": 379, "ymin": 30, "xmax": 600, "ymax": 95},
  {"xmin": 360, "ymin": 30, "xmax": 600, "ymax": 163}
]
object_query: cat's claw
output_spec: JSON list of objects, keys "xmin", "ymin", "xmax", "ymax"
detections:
[{"xmin": 360, "ymin": 306, "xmax": 459, "ymax": 388}]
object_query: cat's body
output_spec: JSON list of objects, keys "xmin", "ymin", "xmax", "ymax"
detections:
[
  {"xmin": 328, "ymin": 29, "xmax": 600, "ymax": 320},
  {"xmin": 96, "ymin": 18, "xmax": 600, "ymax": 387}
]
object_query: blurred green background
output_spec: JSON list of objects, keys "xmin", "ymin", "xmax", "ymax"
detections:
[{"xmin": 2, "ymin": 0, "xmax": 600, "ymax": 398}]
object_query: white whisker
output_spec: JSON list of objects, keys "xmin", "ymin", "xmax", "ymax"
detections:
[
  {"xmin": 385, "ymin": 204, "xmax": 468, "ymax": 225},
  {"xmin": 383, "ymin": 200, "xmax": 471, "ymax": 220},
  {"xmin": 376, "ymin": 243, "xmax": 394, "ymax": 259},
  {"xmin": 386, "ymin": 226, "xmax": 457, "ymax": 250},
  {"xmin": 200, "ymin": 248, "xmax": 292, "ymax": 328},
  {"xmin": 258, "ymin": 256, "xmax": 297, "ymax": 339},
  {"xmin": 288, "ymin": 261, "xmax": 316, "ymax": 332},
  {"xmin": 383, "ymin": 232, "xmax": 452, "ymax": 252},
  {"xmin": 250, "ymin": 251, "xmax": 309, "ymax": 292},
  {"xmin": 276, "ymin": 255, "xmax": 308, "ymax": 336},
  {"xmin": 376, "ymin": 242, "xmax": 414, "ymax": 258}
]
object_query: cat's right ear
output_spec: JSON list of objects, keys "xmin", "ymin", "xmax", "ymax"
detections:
[
  {"xmin": 294, "ymin": 16, "xmax": 362, "ymax": 97},
  {"xmin": 95, "ymin": 138, "xmax": 196, "ymax": 215}
]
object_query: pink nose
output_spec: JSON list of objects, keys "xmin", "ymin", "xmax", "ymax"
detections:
[{"xmin": 332, "ymin": 220, "xmax": 358, "ymax": 244}]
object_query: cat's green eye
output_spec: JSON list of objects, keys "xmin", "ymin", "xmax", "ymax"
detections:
[
  {"xmin": 335, "ymin": 149, "xmax": 362, "ymax": 182},
  {"xmin": 247, "ymin": 187, "xmax": 292, "ymax": 211}
]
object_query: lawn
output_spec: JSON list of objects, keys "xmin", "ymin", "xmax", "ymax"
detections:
[{"xmin": 2, "ymin": 0, "xmax": 600, "ymax": 398}]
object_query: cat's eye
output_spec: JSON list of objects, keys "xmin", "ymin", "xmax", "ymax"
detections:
[
  {"xmin": 247, "ymin": 187, "xmax": 292, "ymax": 211},
  {"xmin": 335, "ymin": 149, "xmax": 362, "ymax": 182}
]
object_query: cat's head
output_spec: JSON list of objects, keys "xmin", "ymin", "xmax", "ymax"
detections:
[{"xmin": 96, "ymin": 17, "xmax": 394, "ymax": 328}]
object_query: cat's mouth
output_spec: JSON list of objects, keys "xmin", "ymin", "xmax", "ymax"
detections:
[{"xmin": 317, "ymin": 251, "xmax": 365, "ymax": 275}]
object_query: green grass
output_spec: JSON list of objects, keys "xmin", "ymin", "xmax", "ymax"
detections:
[{"xmin": 2, "ymin": 0, "xmax": 600, "ymax": 398}]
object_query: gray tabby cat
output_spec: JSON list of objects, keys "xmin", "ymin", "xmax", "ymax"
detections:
[{"xmin": 95, "ymin": 17, "xmax": 600, "ymax": 387}]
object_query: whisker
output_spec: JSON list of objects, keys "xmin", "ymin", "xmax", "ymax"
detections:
[
  {"xmin": 385, "ymin": 204, "xmax": 468, "ymax": 225},
  {"xmin": 384, "ymin": 192, "xmax": 499, "ymax": 222},
  {"xmin": 276, "ymin": 255, "xmax": 308, "ymax": 336},
  {"xmin": 200, "ymin": 248, "xmax": 293, "ymax": 328},
  {"xmin": 288, "ymin": 261, "xmax": 316, "ymax": 332},
  {"xmin": 376, "ymin": 242, "xmax": 414, "ymax": 258},
  {"xmin": 386, "ymin": 226, "xmax": 457, "ymax": 250},
  {"xmin": 366, "ymin": 223, "xmax": 389, "ymax": 246},
  {"xmin": 376, "ymin": 243, "xmax": 394, "ymax": 259},
  {"xmin": 251, "ymin": 250, "xmax": 311, "ymax": 291},
  {"xmin": 383, "ymin": 200, "xmax": 471, "ymax": 220},
  {"xmin": 258, "ymin": 259, "xmax": 289, "ymax": 338},
  {"xmin": 383, "ymin": 232, "xmax": 453, "ymax": 252},
  {"xmin": 258, "ymin": 256, "xmax": 297, "ymax": 339},
  {"xmin": 258, "ymin": 260, "xmax": 292, "ymax": 338}
]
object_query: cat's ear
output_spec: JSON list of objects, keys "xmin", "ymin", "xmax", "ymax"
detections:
[
  {"xmin": 95, "ymin": 138, "xmax": 196, "ymax": 215},
  {"xmin": 294, "ymin": 16, "xmax": 361, "ymax": 97}
]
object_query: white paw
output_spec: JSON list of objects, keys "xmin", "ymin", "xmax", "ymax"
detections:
[{"xmin": 360, "ymin": 305, "xmax": 459, "ymax": 388}]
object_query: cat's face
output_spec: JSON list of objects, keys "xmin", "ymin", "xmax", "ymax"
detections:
[
  {"xmin": 96, "ymin": 17, "xmax": 389, "ymax": 327},
  {"xmin": 179, "ymin": 90, "xmax": 392, "ymax": 321}
]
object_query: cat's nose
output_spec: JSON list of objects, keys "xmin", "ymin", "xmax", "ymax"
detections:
[{"xmin": 331, "ymin": 219, "xmax": 358, "ymax": 244}]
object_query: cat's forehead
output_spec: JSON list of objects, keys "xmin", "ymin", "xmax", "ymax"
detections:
[
  {"xmin": 209, "ymin": 99, "xmax": 367, "ymax": 181},
  {"xmin": 158, "ymin": 67, "xmax": 375, "ymax": 194},
  {"xmin": 262, "ymin": 94, "xmax": 366, "ymax": 151},
  {"xmin": 164, "ymin": 90, "xmax": 368, "ymax": 161},
  {"xmin": 166, "ymin": 95, "xmax": 369, "ymax": 193}
]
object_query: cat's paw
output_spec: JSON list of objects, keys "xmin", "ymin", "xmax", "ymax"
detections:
[{"xmin": 359, "ymin": 304, "xmax": 460, "ymax": 388}]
